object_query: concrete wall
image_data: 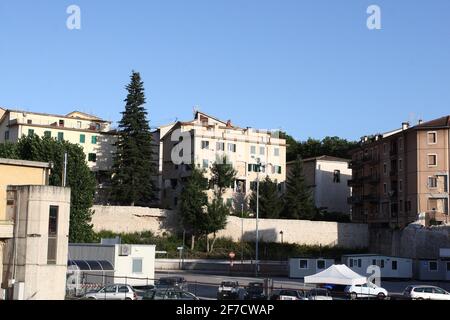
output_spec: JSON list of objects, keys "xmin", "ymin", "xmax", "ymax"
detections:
[
  {"xmin": 370, "ymin": 225, "xmax": 450, "ymax": 259},
  {"xmin": 92, "ymin": 205, "xmax": 368, "ymax": 249}
]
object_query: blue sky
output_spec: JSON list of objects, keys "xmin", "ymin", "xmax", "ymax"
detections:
[{"xmin": 1, "ymin": 1, "xmax": 450, "ymax": 141}]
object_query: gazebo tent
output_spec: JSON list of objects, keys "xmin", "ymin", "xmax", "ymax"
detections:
[
  {"xmin": 66, "ymin": 260, "xmax": 115, "ymax": 296},
  {"xmin": 304, "ymin": 264, "xmax": 367, "ymax": 286}
]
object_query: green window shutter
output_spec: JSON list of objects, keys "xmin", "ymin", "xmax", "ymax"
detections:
[
  {"xmin": 80, "ymin": 134, "xmax": 86, "ymax": 143},
  {"xmin": 88, "ymin": 153, "xmax": 97, "ymax": 162},
  {"xmin": 248, "ymin": 164, "xmax": 252, "ymax": 172},
  {"xmin": 91, "ymin": 136, "xmax": 97, "ymax": 144},
  {"xmin": 28, "ymin": 129, "xmax": 34, "ymax": 136},
  {"xmin": 44, "ymin": 131, "xmax": 51, "ymax": 138},
  {"xmin": 58, "ymin": 132, "xmax": 64, "ymax": 142}
]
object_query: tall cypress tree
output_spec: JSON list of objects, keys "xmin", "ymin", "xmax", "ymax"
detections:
[
  {"xmin": 283, "ymin": 157, "xmax": 316, "ymax": 219},
  {"xmin": 249, "ymin": 176, "xmax": 283, "ymax": 219},
  {"xmin": 111, "ymin": 71, "xmax": 157, "ymax": 206}
]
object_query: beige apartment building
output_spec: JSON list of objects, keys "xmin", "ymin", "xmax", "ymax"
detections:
[
  {"xmin": 0, "ymin": 158, "xmax": 70, "ymax": 300},
  {"xmin": 0, "ymin": 107, "xmax": 116, "ymax": 172},
  {"xmin": 158, "ymin": 111, "xmax": 286, "ymax": 211},
  {"xmin": 349, "ymin": 116, "xmax": 450, "ymax": 228}
]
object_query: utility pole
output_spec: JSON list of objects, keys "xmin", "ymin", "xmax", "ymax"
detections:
[
  {"xmin": 241, "ymin": 203, "xmax": 244, "ymax": 264},
  {"xmin": 62, "ymin": 152, "xmax": 68, "ymax": 187}
]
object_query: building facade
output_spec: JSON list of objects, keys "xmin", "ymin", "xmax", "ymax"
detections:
[
  {"xmin": 0, "ymin": 158, "xmax": 70, "ymax": 300},
  {"xmin": 349, "ymin": 116, "xmax": 450, "ymax": 228},
  {"xmin": 158, "ymin": 111, "xmax": 286, "ymax": 210},
  {"xmin": 0, "ymin": 108, "xmax": 116, "ymax": 172},
  {"xmin": 287, "ymin": 156, "xmax": 352, "ymax": 214}
]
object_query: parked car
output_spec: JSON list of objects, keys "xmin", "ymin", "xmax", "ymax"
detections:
[
  {"xmin": 83, "ymin": 284, "xmax": 138, "ymax": 300},
  {"xmin": 155, "ymin": 277, "xmax": 188, "ymax": 291},
  {"xmin": 132, "ymin": 285, "xmax": 155, "ymax": 298},
  {"xmin": 345, "ymin": 283, "xmax": 388, "ymax": 300},
  {"xmin": 244, "ymin": 282, "xmax": 267, "ymax": 300},
  {"xmin": 142, "ymin": 288, "xmax": 199, "ymax": 300},
  {"xmin": 217, "ymin": 281, "xmax": 240, "ymax": 300},
  {"xmin": 403, "ymin": 285, "xmax": 450, "ymax": 300},
  {"xmin": 270, "ymin": 289, "xmax": 306, "ymax": 300},
  {"xmin": 306, "ymin": 288, "xmax": 333, "ymax": 300}
]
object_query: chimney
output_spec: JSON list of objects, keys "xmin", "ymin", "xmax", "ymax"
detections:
[
  {"xmin": 226, "ymin": 120, "xmax": 232, "ymax": 128},
  {"xmin": 402, "ymin": 122, "xmax": 410, "ymax": 130},
  {"xmin": 418, "ymin": 119, "xmax": 423, "ymax": 125}
]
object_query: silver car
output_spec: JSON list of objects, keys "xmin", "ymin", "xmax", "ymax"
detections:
[{"xmin": 84, "ymin": 284, "xmax": 137, "ymax": 300}]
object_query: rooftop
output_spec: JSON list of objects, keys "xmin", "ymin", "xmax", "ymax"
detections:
[{"xmin": 0, "ymin": 158, "xmax": 53, "ymax": 169}]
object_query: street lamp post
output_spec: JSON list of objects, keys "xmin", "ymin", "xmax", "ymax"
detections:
[
  {"xmin": 241, "ymin": 203, "xmax": 244, "ymax": 264},
  {"xmin": 255, "ymin": 159, "xmax": 265, "ymax": 278},
  {"xmin": 279, "ymin": 230, "xmax": 284, "ymax": 244}
]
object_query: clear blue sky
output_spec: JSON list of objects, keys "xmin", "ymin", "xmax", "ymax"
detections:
[{"xmin": 1, "ymin": 1, "xmax": 450, "ymax": 141}]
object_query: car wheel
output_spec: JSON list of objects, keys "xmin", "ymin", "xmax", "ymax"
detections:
[
  {"xmin": 377, "ymin": 293, "xmax": 386, "ymax": 300},
  {"xmin": 87, "ymin": 297, "xmax": 96, "ymax": 300},
  {"xmin": 350, "ymin": 292, "xmax": 357, "ymax": 300},
  {"xmin": 125, "ymin": 297, "xmax": 132, "ymax": 300},
  {"xmin": 416, "ymin": 297, "xmax": 424, "ymax": 300}
]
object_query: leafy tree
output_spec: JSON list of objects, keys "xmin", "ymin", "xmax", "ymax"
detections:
[
  {"xmin": 210, "ymin": 156, "xmax": 237, "ymax": 198},
  {"xmin": 111, "ymin": 71, "xmax": 157, "ymax": 206},
  {"xmin": 203, "ymin": 198, "xmax": 229, "ymax": 252},
  {"xmin": 283, "ymin": 157, "xmax": 316, "ymax": 220},
  {"xmin": 249, "ymin": 176, "xmax": 283, "ymax": 219},
  {"xmin": 178, "ymin": 168, "xmax": 208, "ymax": 250},
  {"xmin": 0, "ymin": 135, "xmax": 96, "ymax": 242}
]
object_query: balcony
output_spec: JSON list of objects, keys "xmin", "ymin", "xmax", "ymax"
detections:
[
  {"xmin": 362, "ymin": 195, "xmax": 380, "ymax": 203},
  {"xmin": 348, "ymin": 175, "xmax": 380, "ymax": 186},
  {"xmin": 0, "ymin": 221, "xmax": 14, "ymax": 238},
  {"xmin": 348, "ymin": 196, "xmax": 363, "ymax": 205},
  {"xmin": 348, "ymin": 160, "xmax": 363, "ymax": 169}
]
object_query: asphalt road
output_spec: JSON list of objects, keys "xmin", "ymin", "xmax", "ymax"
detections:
[{"xmin": 156, "ymin": 270, "xmax": 450, "ymax": 300}]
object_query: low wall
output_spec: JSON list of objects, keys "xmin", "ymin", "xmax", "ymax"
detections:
[{"xmin": 91, "ymin": 205, "xmax": 368, "ymax": 249}]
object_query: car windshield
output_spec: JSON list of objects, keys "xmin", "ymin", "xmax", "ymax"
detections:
[{"xmin": 222, "ymin": 282, "xmax": 237, "ymax": 287}]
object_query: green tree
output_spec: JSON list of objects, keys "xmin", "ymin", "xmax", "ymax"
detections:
[
  {"xmin": 203, "ymin": 198, "xmax": 229, "ymax": 253},
  {"xmin": 249, "ymin": 176, "xmax": 283, "ymax": 218},
  {"xmin": 178, "ymin": 168, "xmax": 208, "ymax": 250},
  {"xmin": 210, "ymin": 156, "xmax": 237, "ymax": 198},
  {"xmin": 0, "ymin": 135, "xmax": 96, "ymax": 242},
  {"xmin": 283, "ymin": 157, "xmax": 316, "ymax": 220},
  {"xmin": 111, "ymin": 71, "xmax": 157, "ymax": 206}
]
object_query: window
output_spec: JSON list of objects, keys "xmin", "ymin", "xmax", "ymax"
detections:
[
  {"xmin": 88, "ymin": 153, "xmax": 97, "ymax": 162},
  {"xmin": 433, "ymin": 287, "xmax": 446, "ymax": 295},
  {"xmin": 216, "ymin": 142, "xmax": 224, "ymax": 151},
  {"xmin": 429, "ymin": 261, "xmax": 438, "ymax": 272},
  {"xmin": 28, "ymin": 129, "xmax": 34, "ymax": 136},
  {"xmin": 349, "ymin": 259, "xmax": 354, "ymax": 267},
  {"xmin": 392, "ymin": 261, "xmax": 398, "ymax": 270},
  {"xmin": 299, "ymin": 259, "xmax": 308, "ymax": 269},
  {"xmin": 399, "ymin": 180, "xmax": 403, "ymax": 193},
  {"xmin": 250, "ymin": 181, "xmax": 257, "ymax": 191},
  {"xmin": 44, "ymin": 131, "xmax": 51, "ymax": 138},
  {"xmin": 59, "ymin": 120, "xmax": 64, "ymax": 127},
  {"xmin": 399, "ymin": 159, "xmax": 403, "ymax": 171},
  {"xmin": 380, "ymin": 260, "xmax": 385, "ymax": 268},
  {"xmin": 317, "ymin": 260, "xmax": 325, "ymax": 270},
  {"xmin": 358, "ymin": 259, "xmax": 362, "ymax": 268},
  {"xmin": 77, "ymin": 121, "xmax": 82, "ymax": 129},
  {"xmin": 91, "ymin": 136, "xmax": 97, "ymax": 144},
  {"xmin": 405, "ymin": 201, "xmax": 412, "ymax": 212},
  {"xmin": 372, "ymin": 259, "xmax": 376, "ymax": 266},
  {"xmin": 202, "ymin": 159, "xmax": 208, "ymax": 169},
  {"xmin": 333, "ymin": 170, "xmax": 341, "ymax": 183},
  {"xmin": 27, "ymin": 119, "xmax": 32, "ymax": 124},
  {"xmin": 228, "ymin": 143, "xmax": 236, "ymax": 152},
  {"xmin": 383, "ymin": 143, "xmax": 387, "ymax": 154},
  {"xmin": 273, "ymin": 165, "xmax": 282, "ymax": 174},
  {"xmin": 57, "ymin": 132, "xmax": 64, "ymax": 142},
  {"xmin": 447, "ymin": 262, "xmax": 450, "ymax": 272},
  {"xmin": 104, "ymin": 285, "xmax": 117, "ymax": 293},
  {"xmin": 259, "ymin": 146, "xmax": 265, "ymax": 156},
  {"xmin": 383, "ymin": 163, "xmax": 387, "ymax": 175},
  {"xmin": 383, "ymin": 183, "xmax": 387, "ymax": 195},
  {"xmin": 80, "ymin": 134, "xmax": 85, "ymax": 144},
  {"xmin": 47, "ymin": 206, "xmax": 58, "ymax": 264},
  {"xmin": 118, "ymin": 286, "xmax": 129, "ymax": 293},
  {"xmin": 274, "ymin": 148, "xmax": 280, "ymax": 157},
  {"xmin": 428, "ymin": 154, "xmax": 437, "ymax": 167},
  {"xmin": 428, "ymin": 177, "xmax": 438, "ymax": 189},
  {"xmin": 250, "ymin": 146, "xmax": 256, "ymax": 154},
  {"xmin": 399, "ymin": 138, "xmax": 404, "ymax": 150},
  {"xmin": 427, "ymin": 132, "xmax": 437, "ymax": 144},
  {"xmin": 132, "ymin": 258, "xmax": 143, "ymax": 273},
  {"xmin": 201, "ymin": 140, "xmax": 210, "ymax": 149},
  {"xmin": 4, "ymin": 131, "xmax": 9, "ymax": 140}
]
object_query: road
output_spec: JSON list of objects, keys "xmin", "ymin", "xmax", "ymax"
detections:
[{"xmin": 156, "ymin": 270, "xmax": 450, "ymax": 300}]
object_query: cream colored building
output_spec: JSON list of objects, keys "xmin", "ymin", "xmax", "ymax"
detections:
[
  {"xmin": 0, "ymin": 158, "xmax": 70, "ymax": 300},
  {"xmin": 159, "ymin": 111, "xmax": 286, "ymax": 210},
  {"xmin": 0, "ymin": 107, "xmax": 116, "ymax": 172}
]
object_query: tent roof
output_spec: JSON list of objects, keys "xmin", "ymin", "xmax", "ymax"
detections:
[
  {"xmin": 68, "ymin": 260, "xmax": 114, "ymax": 271},
  {"xmin": 304, "ymin": 264, "xmax": 367, "ymax": 286}
]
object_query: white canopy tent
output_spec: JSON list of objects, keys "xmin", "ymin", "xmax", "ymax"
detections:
[{"xmin": 304, "ymin": 264, "xmax": 367, "ymax": 286}]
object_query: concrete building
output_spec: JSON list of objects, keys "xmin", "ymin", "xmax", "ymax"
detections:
[
  {"xmin": 0, "ymin": 107, "xmax": 116, "ymax": 172},
  {"xmin": 289, "ymin": 257, "xmax": 335, "ymax": 279},
  {"xmin": 158, "ymin": 111, "xmax": 286, "ymax": 210},
  {"xmin": 342, "ymin": 254, "xmax": 413, "ymax": 279},
  {"xmin": 0, "ymin": 158, "xmax": 71, "ymax": 300},
  {"xmin": 349, "ymin": 116, "xmax": 450, "ymax": 228},
  {"xmin": 68, "ymin": 243, "xmax": 156, "ymax": 287},
  {"xmin": 287, "ymin": 156, "xmax": 352, "ymax": 214}
]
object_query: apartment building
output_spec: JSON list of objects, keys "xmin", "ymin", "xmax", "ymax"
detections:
[
  {"xmin": 349, "ymin": 116, "xmax": 450, "ymax": 228},
  {"xmin": 287, "ymin": 156, "xmax": 352, "ymax": 214},
  {"xmin": 0, "ymin": 158, "xmax": 70, "ymax": 300},
  {"xmin": 158, "ymin": 111, "xmax": 286, "ymax": 210},
  {"xmin": 0, "ymin": 107, "xmax": 116, "ymax": 172}
]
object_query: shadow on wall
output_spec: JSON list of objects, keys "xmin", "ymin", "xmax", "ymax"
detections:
[
  {"xmin": 242, "ymin": 228, "xmax": 278, "ymax": 243},
  {"xmin": 313, "ymin": 168, "xmax": 351, "ymax": 215}
]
